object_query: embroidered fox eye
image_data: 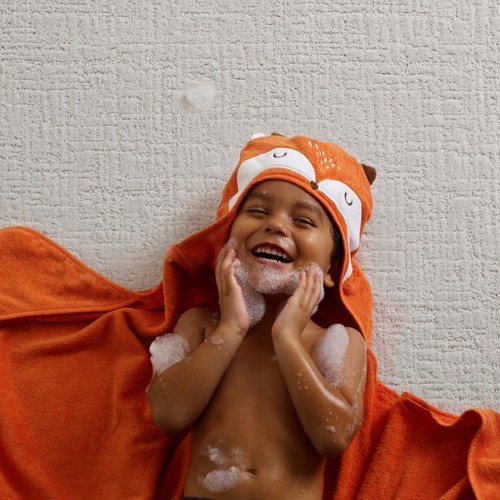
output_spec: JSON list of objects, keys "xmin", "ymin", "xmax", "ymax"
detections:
[
  {"xmin": 345, "ymin": 192, "xmax": 353, "ymax": 206},
  {"xmin": 273, "ymin": 151, "xmax": 287, "ymax": 158}
]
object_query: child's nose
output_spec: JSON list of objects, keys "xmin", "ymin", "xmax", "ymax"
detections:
[{"xmin": 264, "ymin": 214, "xmax": 288, "ymax": 236}]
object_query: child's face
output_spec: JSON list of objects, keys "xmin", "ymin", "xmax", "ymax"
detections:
[{"xmin": 229, "ymin": 180, "xmax": 336, "ymax": 289}]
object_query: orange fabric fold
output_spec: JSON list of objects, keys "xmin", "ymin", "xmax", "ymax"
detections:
[
  {"xmin": 1, "ymin": 135, "xmax": 499, "ymax": 499},
  {"xmin": 0, "ymin": 227, "xmax": 170, "ymax": 499}
]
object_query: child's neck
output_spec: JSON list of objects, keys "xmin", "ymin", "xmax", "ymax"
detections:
[{"xmin": 246, "ymin": 294, "xmax": 286, "ymax": 340}]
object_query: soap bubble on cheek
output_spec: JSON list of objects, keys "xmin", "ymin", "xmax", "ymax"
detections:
[
  {"xmin": 237, "ymin": 258, "xmax": 301, "ymax": 296},
  {"xmin": 252, "ymin": 261, "xmax": 325, "ymax": 299},
  {"xmin": 234, "ymin": 265, "xmax": 266, "ymax": 327},
  {"xmin": 252, "ymin": 265, "xmax": 300, "ymax": 295},
  {"xmin": 149, "ymin": 334, "xmax": 189, "ymax": 375}
]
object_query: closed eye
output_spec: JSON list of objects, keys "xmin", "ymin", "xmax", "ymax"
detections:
[
  {"xmin": 246, "ymin": 207, "xmax": 267, "ymax": 216},
  {"xmin": 294, "ymin": 217, "xmax": 314, "ymax": 227}
]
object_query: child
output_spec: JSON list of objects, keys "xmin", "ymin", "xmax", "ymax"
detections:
[{"xmin": 148, "ymin": 133, "xmax": 376, "ymax": 498}]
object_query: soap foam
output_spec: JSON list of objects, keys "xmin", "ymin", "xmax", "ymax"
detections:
[
  {"xmin": 234, "ymin": 266, "xmax": 266, "ymax": 328},
  {"xmin": 312, "ymin": 324, "xmax": 349, "ymax": 387},
  {"xmin": 202, "ymin": 444, "xmax": 227, "ymax": 466},
  {"xmin": 183, "ymin": 81, "xmax": 217, "ymax": 111},
  {"xmin": 200, "ymin": 442, "xmax": 247, "ymax": 468},
  {"xmin": 200, "ymin": 466, "xmax": 248, "ymax": 493},
  {"xmin": 210, "ymin": 334, "xmax": 224, "ymax": 347},
  {"xmin": 199, "ymin": 443, "xmax": 250, "ymax": 493},
  {"xmin": 149, "ymin": 333, "xmax": 189, "ymax": 375},
  {"xmin": 241, "ymin": 262, "xmax": 301, "ymax": 296}
]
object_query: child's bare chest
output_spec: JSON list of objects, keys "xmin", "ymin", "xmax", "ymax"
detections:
[
  {"xmin": 196, "ymin": 330, "xmax": 320, "ymax": 459},
  {"xmin": 205, "ymin": 327, "xmax": 320, "ymax": 427},
  {"xmin": 216, "ymin": 333, "xmax": 290, "ymax": 418}
]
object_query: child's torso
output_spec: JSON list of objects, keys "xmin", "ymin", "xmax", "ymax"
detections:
[{"xmin": 184, "ymin": 318, "xmax": 326, "ymax": 499}]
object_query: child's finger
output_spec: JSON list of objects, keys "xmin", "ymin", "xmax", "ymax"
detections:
[
  {"xmin": 216, "ymin": 248, "xmax": 239, "ymax": 295},
  {"xmin": 215, "ymin": 248, "xmax": 231, "ymax": 291},
  {"xmin": 293, "ymin": 270, "xmax": 307, "ymax": 296},
  {"xmin": 290, "ymin": 271, "xmax": 312, "ymax": 308},
  {"xmin": 217, "ymin": 247, "xmax": 234, "ymax": 273},
  {"xmin": 300, "ymin": 268, "xmax": 322, "ymax": 310},
  {"xmin": 309, "ymin": 268, "xmax": 322, "ymax": 299},
  {"xmin": 215, "ymin": 246, "xmax": 228, "ymax": 274}
]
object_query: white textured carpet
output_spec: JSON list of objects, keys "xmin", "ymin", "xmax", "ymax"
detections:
[{"xmin": 1, "ymin": 0, "xmax": 498, "ymax": 414}]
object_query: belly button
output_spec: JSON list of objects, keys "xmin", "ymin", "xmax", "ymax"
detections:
[{"xmin": 246, "ymin": 468, "xmax": 258, "ymax": 476}]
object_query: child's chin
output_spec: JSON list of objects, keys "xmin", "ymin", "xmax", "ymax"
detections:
[{"xmin": 247, "ymin": 266, "xmax": 300, "ymax": 296}]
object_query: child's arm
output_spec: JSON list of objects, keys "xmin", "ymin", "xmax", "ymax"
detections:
[
  {"xmin": 272, "ymin": 268, "xmax": 367, "ymax": 457},
  {"xmin": 148, "ymin": 247, "xmax": 249, "ymax": 434}
]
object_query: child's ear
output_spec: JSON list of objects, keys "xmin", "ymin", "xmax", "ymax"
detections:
[
  {"xmin": 323, "ymin": 271, "xmax": 335, "ymax": 288},
  {"xmin": 324, "ymin": 256, "xmax": 342, "ymax": 288}
]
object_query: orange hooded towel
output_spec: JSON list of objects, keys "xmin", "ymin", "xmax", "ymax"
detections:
[{"xmin": 0, "ymin": 134, "xmax": 498, "ymax": 499}]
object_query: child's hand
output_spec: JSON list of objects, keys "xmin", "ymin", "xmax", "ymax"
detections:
[
  {"xmin": 215, "ymin": 246, "xmax": 250, "ymax": 335},
  {"xmin": 272, "ymin": 267, "xmax": 322, "ymax": 340}
]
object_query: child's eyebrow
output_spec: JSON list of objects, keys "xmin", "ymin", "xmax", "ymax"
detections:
[{"xmin": 245, "ymin": 191, "xmax": 270, "ymax": 201}]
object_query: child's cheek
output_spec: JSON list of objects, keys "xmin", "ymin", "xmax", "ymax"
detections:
[{"xmin": 224, "ymin": 237, "xmax": 239, "ymax": 250}]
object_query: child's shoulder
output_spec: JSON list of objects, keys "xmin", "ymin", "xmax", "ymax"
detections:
[
  {"xmin": 307, "ymin": 323, "xmax": 366, "ymax": 354},
  {"xmin": 174, "ymin": 307, "xmax": 220, "ymax": 342},
  {"xmin": 176, "ymin": 307, "xmax": 214, "ymax": 325},
  {"xmin": 310, "ymin": 323, "xmax": 367, "ymax": 374}
]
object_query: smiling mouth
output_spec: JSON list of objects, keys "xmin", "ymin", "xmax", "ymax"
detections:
[{"xmin": 251, "ymin": 245, "xmax": 292, "ymax": 264}]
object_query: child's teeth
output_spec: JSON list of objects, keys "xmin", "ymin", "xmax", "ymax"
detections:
[{"xmin": 254, "ymin": 246, "xmax": 290, "ymax": 262}]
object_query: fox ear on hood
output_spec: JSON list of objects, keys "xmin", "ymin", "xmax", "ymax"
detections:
[{"xmin": 361, "ymin": 163, "xmax": 377, "ymax": 185}]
